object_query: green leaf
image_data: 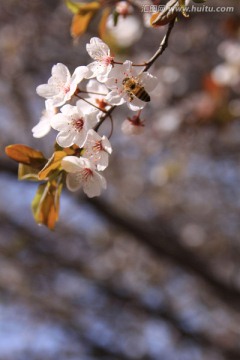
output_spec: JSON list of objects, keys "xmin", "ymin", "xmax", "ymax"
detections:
[
  {"xmin": 113, "ymin": 10, "xmax": 119, "ymax": 27},
  {"xmin": 65, "ymin": 0, "xmax": 82, "ymax": 14},
  {"xmin": 18, "ymin": 164, "xmax": 40, "ymax": 181},
  {"xmin": 65, "ymin": 0, "xmax": 100, "ymax": 14}
]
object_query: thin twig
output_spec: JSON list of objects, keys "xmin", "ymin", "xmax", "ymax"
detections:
[
  {"xmin": 78, "ymin": 89, "xmax": 108, "ymax": 96},
  {"xmin": 143, "ymin": 17, "xmax": 176, "ymax": 72},
  {"xmin": 94, "ymin": 106, "xmax": 116, "ymax": 132},
  {"xmin": 75, "ymin": 94, "xmax": 108, "ymax": 114},
  {"xmin": 96, "ymin": 19, "xmax": 176, "ymax": 132}
]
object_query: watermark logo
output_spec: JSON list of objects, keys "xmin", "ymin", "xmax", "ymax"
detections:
[{"xmin": 141, "ymin": 4, "xmax": 235, "ymax": 14}]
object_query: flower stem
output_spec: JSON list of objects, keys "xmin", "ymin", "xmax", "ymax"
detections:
[
  {"xmin": 113, "ymin": 61, "xmax": 146, "ymax": 67},
  {"xmin": 78, "ymin": 89, "xmax": 108, "ymax": 96}
]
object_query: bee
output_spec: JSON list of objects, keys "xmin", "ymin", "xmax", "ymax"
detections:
[{"xmin": 122, "ymin": 77, "xmax": 150, "ymax": 102}]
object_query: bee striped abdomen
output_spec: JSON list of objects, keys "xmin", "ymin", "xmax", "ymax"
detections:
[{"xmin": 135, "ymin": 87, "xmax": 150, "ymax": 102}]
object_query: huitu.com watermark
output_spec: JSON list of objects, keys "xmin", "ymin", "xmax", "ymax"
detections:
[{"xmin": 141, "ymin": 4, "xmax": 235, "ymax": 13}]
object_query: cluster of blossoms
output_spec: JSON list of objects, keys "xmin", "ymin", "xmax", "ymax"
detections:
[{"xmin": 34, "ymin": 37, "xmax": 157, "ymax": 197}]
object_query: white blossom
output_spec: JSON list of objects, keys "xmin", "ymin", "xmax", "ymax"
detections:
[
  {"xmin": 86, "ymin": 37, "xmax": 114, "ymax": 82},
  {"xmin": 32, "ymin": 100, "xmax": 56, "ymax": 138},
  {"xmin": 61, "ymin": 156, "xmax": 107, "ymax": 197},
  {"xmin": 78, "ymin": 79, "xmax": 110, "ymax": 116},
  {"xmin": 50, "ymin": 103, "xmax": 98, "ymax": 148},
  {"xmin": 83, "ymin": 129, "xmax": 112, "ymax": 171},
  {"xmin": 115, "ymin": 1, "xmax": 133, "ymax": 16},
  {"xmin": 121, "ymin": 117, "xmax": 144, "ymax": 135},
  {"xmin": 105, "ymin": 60, "xmax": 158, "ymax": 111},
  {"xmin": 106, "ymin": 15, "xmax": 142, "ymax": 47},
  {"xmin": 36, "ymin": 63, "xmax": 89, "ymax": 107}
]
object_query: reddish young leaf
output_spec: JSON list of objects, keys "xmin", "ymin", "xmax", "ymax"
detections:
[
  {"xmin": 69, "ymin": 1, "xmax": 101, "ymax": 38},
  {"xmin": 5, "ymin": 144, "xmax": 46, "ymax": 169}
]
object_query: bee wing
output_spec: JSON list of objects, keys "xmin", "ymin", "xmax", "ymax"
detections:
[{"xmin": 140, "ymin": 73, "xmax": 158, "ymax": 92}]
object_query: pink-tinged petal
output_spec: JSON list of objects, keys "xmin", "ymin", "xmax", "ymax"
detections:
[
  {"xmin": 61, "ymin": 156, "xmax": 82, "ymax": 173},
  {"xmin": 86, "ymin": 37, "xmax": 110, "ymax": 59},
  {"xmin": 97, "ymin": 152, "xmax": 109, "ymax": 171},
  {"xmin": 86, "ymin": 129, "xmax": 100, "ymax": 141},
  {"xmin": 50, "ymin": 96, "xmax": 66, "ymax": 108},
  {"xmin": 107, "ymin": 65, "xmax": 125, "ymax": 83},
  {"xmin": 122, "ymin": 60, "xmax": 133, "ymax": 76},
  {"xmin": 60, "ymin": 104, "xmax": 77, "ymax": 116},
  {"xmin": 102, "ymin": 136, "xmax": 112, "ymax": 154},
  {"xmin": 76, "ymin": 100, "xmax": 96, "ymax": 115},
  {"xmin": 32, "ymin": 120, "xmax": 51, "ymax": 138},
  {"xmin": 96, "ymin": 64, "xmax": 112, "ymax": 82},
  {"xmin": 97, "ymin": 73, "xmax": 110, "ymax": 83},
  {"xmin": 71, "ymin": 66, "xmax": 89, "ymax": 89},
  {"xmin": 45, "ymin": 99, "xmax": 56, "ymax": 114},
  {"xmin": 85, "ymin": 112, "xmax": 98, "ymax": 129},
  {"xmin": 50, "ymin": 114, "xmax": 69, "ymax": 131},
  {"xmin": 36, "ymin": 84, "xmax": 58, "ymax": 98},
  {"xmin": 127, "ymin": 97, "xmax": 146, "ymax": 111},
  {"xmin": 76, "ymin": 102, "xmax": 86, "ymax": 118},
  {"xmin": 79, "ymin": 157, "xmax": 93, "ymax": 169},
  {"xmin": 74, "ymin": 130, "xmax": 88, "ymax": 148},
  {"xmin": 121, "ymin": 119, "xmax": 144, "ymax": 135},
  {"xmin": 87, "ymin": 62, "xmax": 106, "ymax": 76},
  {"xmin": 83, "ymin": 172, "xmax": 107, "ymax": 198},
  {"xmin": 52, "ymin": 63, "xmax": 71, "ymax": 83},
  {"xmin": 105, "ymin": 76, "xmax": 120, "ymax": 90},
  {"xmin": 56, "ymin": 131, "xmax": 75, "ymax": 147},
  {"xmin": 86, "ymin": 79, "xmax": 108, "ymax": 94},
  {"xmin": 139, "ymin": 72, "xmax": 158, "ymax": 92},
  {"xmin": 106, "ymin": 91, "xmax": 126, "ymax": 106},
  {"xmin": 66, "ymin": 173, "xmax": 82, "ymax": 192}
]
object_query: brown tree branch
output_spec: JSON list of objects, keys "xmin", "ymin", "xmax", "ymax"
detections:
[
  {"xmin": 87, "ymin": 198, "xmax": 240, "ymax": 312},
  {"xmin": 1, "ymin": 211, "xmax": 240, "ymax": 359}
]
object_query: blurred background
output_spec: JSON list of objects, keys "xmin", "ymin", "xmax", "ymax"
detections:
[{"xmin": 0, "ymin": 0, "xmax": 240, "ymax": 359}]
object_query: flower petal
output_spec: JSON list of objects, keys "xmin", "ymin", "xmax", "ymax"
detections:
[
  {"xmin": 66, "ymin": 173, "xmax": 82, "ymax": 192},
  {"xmin": 56, "ymin": 131, "xmax": 75, "ymax": 147},
  {"xmin": 71, "ymin": 66, "xmax": 90, "ymax": 87},
  {"xmin": 51, "ymin": 63, "xmax": 71, "ymax": 83},
  {"xmin": 86, "ymin": 79, "xmax": 108, "ymax": 94},
  {"xmin": 102, "ymin": 136, "xmax": 112, "ymax": 154},
  {"xmin": 36, "ymin": 84, "xmax": 58, "ymax": 98},
  {"xmin": 87, "ymin": 62, "xmax": 106, "ymax": 77},
  {"xmin": 106, "ymin": 91, "xmax": 126, "ymax": 106},
  {"xmin": 127, "ymin": 97, "xmax": 146, "ymax": 111},
  {"xmin": 96, "ymin": 152, "xmax": 109, "ymax": 171},
  {"xmin": 74, "ymin": 129, "xmax": 88, "ymax": 148},
  {"xmin": 83, "ymin": 171, "xmax": 107, "ymax": 197},
  {"xmin": 32, "ymin": 120, "xmax": 51, "ymax": 138},
  {"xmin": 60, "ymin": 104, "xmax": 77, "ymax": 116},
  {"xmin": 86, "ymin": 37, "xmax": 110, "ymax": 60},
  {"xmin": 50, "ymin": 114, "xmax": 69, "ymax": 131},
  {"xmin": 85, "ymin": 111, "xmax": 98, "ymax": 129},
  {"xmin": 61, "ymin": 156, "xmax": 82, "ymax": 172}
]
